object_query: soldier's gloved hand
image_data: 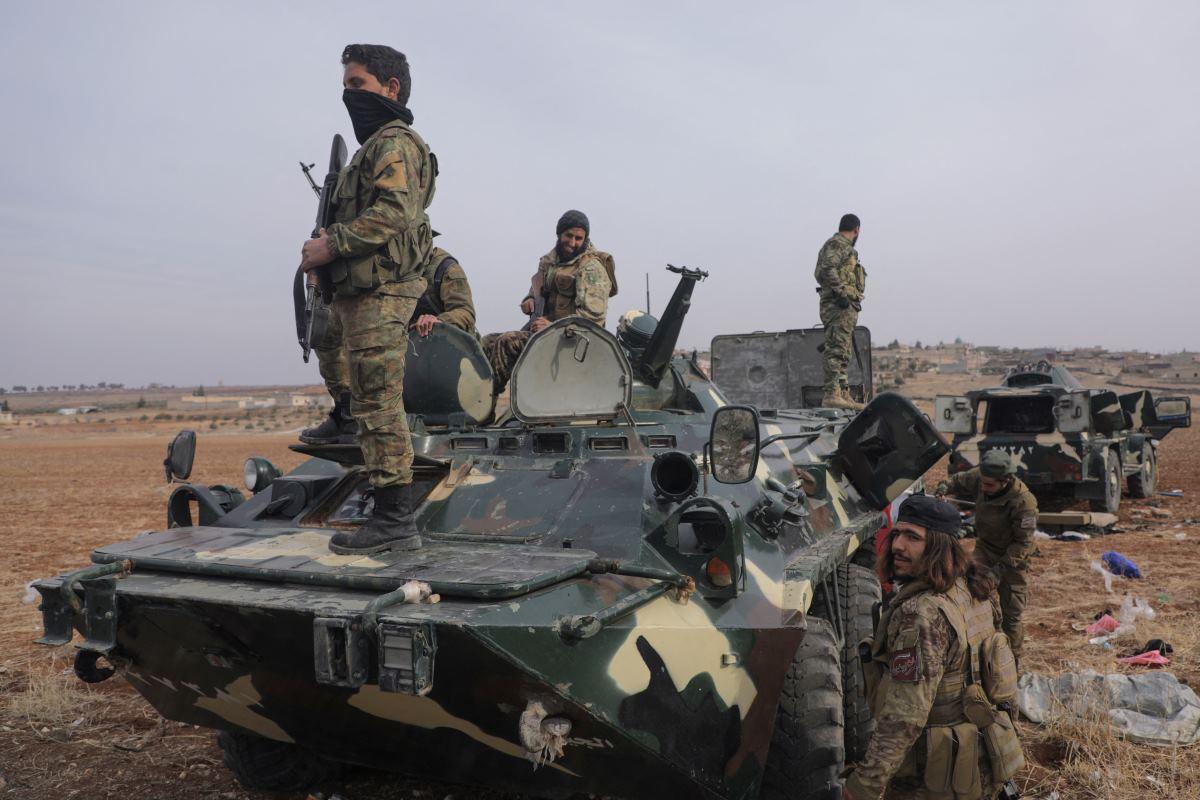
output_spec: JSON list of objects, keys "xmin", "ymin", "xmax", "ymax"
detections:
[
  {"xmin": 412, "ymin": 314, "xmax": 439, "ymax": 337},
  {"xmin": 836, "ymin": 295, "xmax": 851, "ymax": 310}
]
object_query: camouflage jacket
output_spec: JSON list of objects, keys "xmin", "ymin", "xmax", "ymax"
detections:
[
  {"xmin": 938, "ymin": 469, "xmax": 1038, "ymax": 570},
  {"xmin": 536, "ymin": 242, "xmax": 615, "ymax": 325},
  {"xmin": 413, "ymin": 247, "xmax": 477, "ymax": 336},
  {"xmin": 326, "ymin": 119, "xmax": 436, "ymax": 298},
  {"xmin": 814, "ymin": 233, "xmax": 865, "ymax": 302},
  {"xmin": 845, "ymin": 578, "xmax": 999, "ymax": 800}
]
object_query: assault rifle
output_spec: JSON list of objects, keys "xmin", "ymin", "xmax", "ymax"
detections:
[{"xmin": 294, "ymin": 134, "xmax": 347, "ymax": 362}]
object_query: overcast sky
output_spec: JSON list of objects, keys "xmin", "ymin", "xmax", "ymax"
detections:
[{"xmin": 2, "ymin": 1, "xmax": 1198, "ymax": 387}]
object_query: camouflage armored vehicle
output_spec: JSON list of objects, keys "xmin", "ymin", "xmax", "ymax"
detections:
[
  {"xmin": 934, "ymin": 361, "xmax": 1191, "ymax": 513},
  {"xmin": 33, "ymin": 267, "xmax": 948, "ymax": 800}
]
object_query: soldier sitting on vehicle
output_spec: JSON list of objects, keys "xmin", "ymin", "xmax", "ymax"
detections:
[
  {"xmin": 482, "ymin": 209, "xmax": 617, "ymax": 393},
  {"xmin": 303, "ymin": 245, "xmax": 478, "ymax": 444},
  {"xmin": 843, "ymin": 495, "xmax": 1023, "ymax": 800},
  {"xmin": 936, "ymin": 449, "xmax": 1038, "ymax": 666}
]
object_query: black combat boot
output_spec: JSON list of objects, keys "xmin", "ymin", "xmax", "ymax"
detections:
[
  {"xmin": 299, "ymin": 392, "xmax": 358, "ymax": 445},
  {"xmin": 328, "ymin": 484, "xmax": 421, "ymax": 554}
]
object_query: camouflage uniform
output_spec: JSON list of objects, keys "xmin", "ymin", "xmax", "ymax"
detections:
[
  {"xmin": 814, "ymin": 233, "xmax": 865, "ymax": 396},
  {"xmin": 321, "ymin": 119, "xmax": 436, "ymax": 489},
  {"xmin": 482, "ymin": 242, "xmax": 615, "ymax": 392},
  {"xmin": 845, "ymin": 578, "xmax": 1003, "ymax": 800},
  {"xmin": 937, "ymin": 469, "xmax": 1038, "ymax": 659}
]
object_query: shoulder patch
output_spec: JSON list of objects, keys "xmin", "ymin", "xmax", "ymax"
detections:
[
  {"xmin": 890, "ymin": 647, "xmax": 921, "ymax": 682},
  {"xmin": 1019, "ymin": 512, "xmax": 1037, "ymax": 530}
]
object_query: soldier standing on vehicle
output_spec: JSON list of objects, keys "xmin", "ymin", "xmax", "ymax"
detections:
[
  {"xmin": 815, "ymin": 214, "xmax": 866, "ymax": 410},
  {"xmin": 936, "ymin": 450, "xmax": 1038, "ymax": 664},
  {"xmin": 299, "ymin": 43, "xmax": 438, "ymax": 554},
  {"xmin": 304, "ymin": 244, "xmax": 479, "ymax": 445},
  {"xmin": 481, "ymin": 210, "xmax": 617, "ymax": 392},
  {"xmin": 843, "ymin": 495, "xmax": 1023, "ymax": 800}
]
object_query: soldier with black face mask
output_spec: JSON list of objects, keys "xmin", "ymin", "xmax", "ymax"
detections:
[{"xmin": 299, "ymin": 43, "xmax": 437, "ymax": 555}]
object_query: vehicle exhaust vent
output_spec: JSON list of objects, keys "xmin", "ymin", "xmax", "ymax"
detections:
[
  {"xmin": 533, "ymin": 432, "xmax": 571, "ymax": 454},
  {"xmin": 589, "ymin": 436, "xmax": 628, "ymax": 451},
  {"xmin": 451, "ymin": 437, "xmax": 489, "ymax": 451},
  {"xmin": 641, "ymin": 435, "xmax": 677, "ymax": 449},
  {"xmin": 498, "ymin": 436, "xmax": 521, "ymax": 452}
]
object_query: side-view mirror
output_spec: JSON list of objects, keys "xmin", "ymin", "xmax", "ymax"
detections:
[
  {"xmin": 164, "ymin": 430, "xmax": 197, "ymax": 483},
  {"xmin": 709, "ymin": 405, "xmax": 760, "ymax": 484}
]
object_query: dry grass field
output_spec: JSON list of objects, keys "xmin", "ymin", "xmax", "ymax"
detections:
[{"xmin": 1, "ymin": 379, "xmax": 1198, "ymax": 800}]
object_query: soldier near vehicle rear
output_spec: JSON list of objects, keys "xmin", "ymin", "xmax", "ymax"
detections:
[
  {"xmin": 843, "ymin": 495, "xmax": 1024, "ymax": 800},
  {"xmin": 936, "ymin": 449, "xmax": 1038, "ymax": 663},
  {"xmin": 815, "ymin": 213, "xmax": 866, "ymax": 410}
]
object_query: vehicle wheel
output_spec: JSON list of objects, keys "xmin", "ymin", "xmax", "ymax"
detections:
[
  {"xmin": 1089, "ymin": 449, "xmax": 1121, "ymax": 514},
  {"xmin": 1128, "ymin": 442, "xmax": 1156, "ymax": 499},
  {"xmin": 837, "ymin": 563, "xmax": 881, "ymax": 763},
  {"xmin": 217, "ymin": 730, "xmax": 339, "ymax": 791},
  {"xmin": 762, "ymin": 618, "xmax": 844, "ymax": 800}
]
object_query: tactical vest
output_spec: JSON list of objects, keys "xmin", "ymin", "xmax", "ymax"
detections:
[
  {"xmin": 862, "ymin": 579, "xmax": 1023, "ymax": 798},
  {"xmin": 411, "ymin": 253, "xmax": 455, "ymax": 321},
  {"xmin": 543, "ymin": 248, "xmax": 617, "ymax": 322},
  {"xmin": 814, "ymin": 237, "xmax": 865, "ymax": 298},
  {"xmin": 328, "ymin": 121, "xmax": 436, "ymax": 297}
]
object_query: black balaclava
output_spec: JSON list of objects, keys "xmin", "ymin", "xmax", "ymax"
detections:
[{"xmin": 343, "ymin": 88, "xmax": 414, "ymax": 145}]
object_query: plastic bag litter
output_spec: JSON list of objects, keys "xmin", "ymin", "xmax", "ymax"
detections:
[
  {"xmin": 1057, "ymin": 531, "xmax": 1091, "ymax": 541},
  {"xmin": 1086, "ymin": 614, "xmax": 1120, "ymax": 635},
  {"xmin": 21, "ymin": 581, "xmax": 38, "ymax": 605},
  {"xmin": 1018, "ymin": 670, "xmax": 1200, "ymax": 746},
  {"xmin": 1117, "ymin": 650, "xmax": 1170, "ymax": 667},
  {"xmin": 1176, "ymin": 533, "xmax": 1188, "ymax": 541},
  {"xmin": 1090, "ymin": 559, "xmax": 1116, "ymax": 593},
  {"xmin": 1118, "ymin": 596, "xmax": 1156, "ymax": 625},
  {"xmin": 1103, "ymin": 551, "xmax": 1141, "ymax": 578},
  {"xmin": 1034, "ymin": 530, "xmax": 1053, "ymax": 540}
]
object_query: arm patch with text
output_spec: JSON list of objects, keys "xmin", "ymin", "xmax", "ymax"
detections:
[{"xmin": 890, "ymin": 647, "xmax": 921, "ymax": 682}]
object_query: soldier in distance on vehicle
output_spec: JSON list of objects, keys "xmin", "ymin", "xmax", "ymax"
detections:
[
  {"xmin": 936, "ymin": 449, "xmax": 1038, "ymax": 666},
  {"xmin": 298, "ymin": 43, "xmax": 438, "ymax": 554},
  {"xmin": 303, "ymin": 245, "xmax": 479, "ymax": 446},
  {"xmin": 481, "ymin": 209, "xmax": 617, "ymax": 393},
  {"xmin": 843, "ymin": 495, "xmax": 1023, "ymax": 800},
  {"xmin": 815, "ymin": 213, "xmax": 866, "ymax": 410}
]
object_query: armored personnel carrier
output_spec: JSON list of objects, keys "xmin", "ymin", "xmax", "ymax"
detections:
[
  {"xmin": 934, "ymin": 361, "xmax": 1191, "ymax": 513},
  {"xmin": 33, "ymin": 267, "xmax": 948, "ymax": 800}
]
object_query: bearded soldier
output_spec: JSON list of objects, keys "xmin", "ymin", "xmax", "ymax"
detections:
[
  {"xmin": 937, "ymin": 450, "xmax": 1038, "ymax": 664},
  {"xmin": 482, "ymin": 209, "xmax": 616, "ymax": 393},
  {"xmin": 298, "ymin": 43, "xmax": 437, "ymax": 554},
  {"xmin": 843, "ymin": 495, "xmax": 1023, "ymax": 800},
  {"xmin": 815, "ymin": 213, "xmax": 866, "ymax": 410}
]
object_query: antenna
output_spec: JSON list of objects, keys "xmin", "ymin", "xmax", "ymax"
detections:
[{"xmin": 645, "ymin": 272, "xmax": 651, "ymax": 315}]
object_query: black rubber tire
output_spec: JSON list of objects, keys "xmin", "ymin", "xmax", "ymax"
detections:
[
  {"xmin": 217, "ymin": 730, "xmax": 339, "ymax": 791},
  {"xmin": 1128, "ymin": 441, "xmax": 1156, "ymax": 499},
  {"xmin": 1089, "ymin": 449, "xmax": 1122, "ymax": 513},
  {"xmin": 837, "ymin": 563, "xmax": 881, "ymax": 763},
  {"xmin": 762, "ymin": 618, "xmax": 844, "ymax": 800}
]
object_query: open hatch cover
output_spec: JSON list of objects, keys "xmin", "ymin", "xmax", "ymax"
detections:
[{"xmin": 509, "ymin": 317, "xmax": 633, "ymax": 423}]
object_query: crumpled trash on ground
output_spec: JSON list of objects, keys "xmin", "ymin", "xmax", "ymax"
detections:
[
  {"xmin": 1090, "ymin": 559, "xmax": 1116, "ymax": 593},
  {"xmin": 1103, "ymin": 551, "xmax": 1141, "ymax": 579},
  {"xmin": 1118, "ymin": 595, "xmax": 1155, "ymax": 624},
  {"xmin": 1056, "ymin": 530, "xmax": 1091, "ymax": 541},
  {"xmin": 21, "ymin": 581, "xmax": 38, "ymax": 605},
  {"xmin": 1117, "ymin": 650, "xmax": 1171, "ymax": 667},
  {"xmin": 1018, "ymin": 670, "xmax": 1200, "ymax": 746},
  {"xmin": 1086, "ymin": 614, "xmax": 1120, "ymax": 635}
]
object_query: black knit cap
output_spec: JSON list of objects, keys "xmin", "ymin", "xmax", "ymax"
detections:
[
  {"xmin": 556, "ymin": 209, "xmax": 590, "ymax": 236},
  {"xmin": 896, "ymin": 495, "xmax": 962, "ymax": 538}
]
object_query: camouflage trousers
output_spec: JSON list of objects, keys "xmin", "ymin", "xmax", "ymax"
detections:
[
  {"xmin": 314, "ymin": 307, "xmax": 351, "ymax": 399},
  {"xmin": 481, "ymin": 330, "xmax": 530, "ymax": 394},
  {"xmin": 974, "ymin": 552, "xmax": 1028, "ymax": 659},
  {"xmin": 819, "ymin": 297, "xmax": 859, "ymax": 394},
  {"xmin": 328, "ymin": 285, "xmax": 420, "ymax": 488}
]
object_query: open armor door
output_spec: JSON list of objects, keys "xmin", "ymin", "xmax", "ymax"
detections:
[
  {"xmin": 710, "ymin": 326, "xmax": 873, "ymax": 409},
  {"xmin": 933, "ymin": 395, "xmax": 973, "ymax": 434},
  {"xmin": 1149, "ymin": 396, "xmax": 1192, "ymax": 440},
  {"xmin": 835, "ymin": 392, "xmax": 950, "ymax": 510},
  {"xmin": 404, "ymin": 325, "xmax": 496, "ymax": 426},
  {"xmin": 509, "ymin": 317, "xmax": 633, "ymax": 423}
]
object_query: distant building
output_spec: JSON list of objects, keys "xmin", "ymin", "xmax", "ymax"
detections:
[{"xmin": 0, "ymin": 411, "xmax": 14, "ymax": 424}]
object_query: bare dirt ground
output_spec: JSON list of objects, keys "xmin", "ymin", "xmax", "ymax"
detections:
[{"xmin": 2, "ymin": 383, "xmax": 1199, "ymax": 800}]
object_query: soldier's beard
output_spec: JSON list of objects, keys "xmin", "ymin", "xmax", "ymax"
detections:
[{"xmin": 556, "ymin": 240, "xmax": 584, "ymax": 262}]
